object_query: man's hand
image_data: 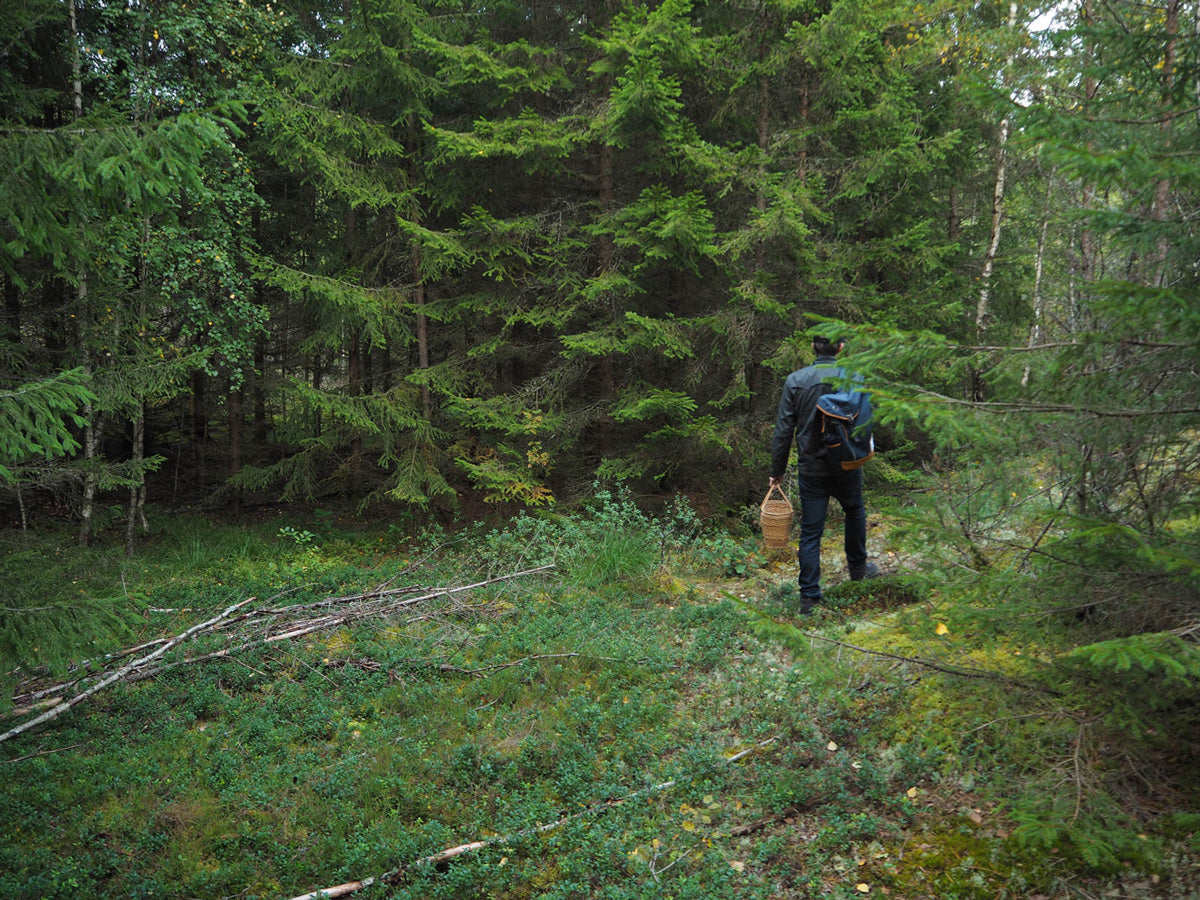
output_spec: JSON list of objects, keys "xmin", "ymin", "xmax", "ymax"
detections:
[{"xmin": 769, "ymin": 475, "xmax": 783, "ymax": 490}]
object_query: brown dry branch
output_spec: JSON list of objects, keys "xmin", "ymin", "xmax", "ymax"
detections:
[
  {"xmin": 728, "ymin": 797, "xmax": 829, "ymax": 837},
  {"xmin": 5, "ymin": 566, "xmax": 555, "ymax": 734},
  {"xmin": 285, "ymin": 737, "xmax": 777, "ymax": 900}
]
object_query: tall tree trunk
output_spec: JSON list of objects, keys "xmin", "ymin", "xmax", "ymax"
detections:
[
  {"xmin": 406, "ymin": 112, "xmax": 432, "ymax": 420},
  {"xmin": 797, "ymin": 70, "xmax": 810, "ymax": 184},
  {"xmin": 3, "ymin": 272, "xmax": 18, "ymax": 342},
  {"xmin": 596, "ymin": 136, "xmax": 618, "ymax": 427},
  {"xmin": 252, "ymin": 204, "xmax": 268, "ymax": 445},
  {"xmin": 311, "ymin": 354, "xmax": 323, "ymax": 438},
  {"xmin": 379, "ymin": 336, "xmax": 392, "ymax": 392},
  {"xmin": 1022, "ymin": 170, "xmax": 1054, "ymax": 387},
  {"xmin": 948, "ymin": 184, "xmax": 960, "ymax": 242},
  {"xmin": 593, "ymin": 15, "xmax": 619, "ymax": 452},
  {"xmin": 124, "ymin": 216, "xmax": 153, "ymax": 553},
  {"xmin": 190, "ymin": 370, "xmax": 207, "ymax": 491},
  {"xmin": 347, "ymin": 327, "xmax": 362, "ymax": 492},
  {"xmin": 125, "ymin": 403, "xmax": 147, "ymax": 556},
  {"xmin": 972, "ymin": 1, "xmax": 1018, "ymax": 401},
  {"xmin": 70, "ymin": 0, "xmax": 98, "ymax": 546},
  {"xmin": 77, "ymin": 302, "xmax": 99, "ymax": 547},
  {"xmin": 1151, "ymin": 0, "xmax": 1179, "ymax": 287},
  {"xmin": 756, "ymin": 74, "xmax": 769, "ymax": 222},
  {"xmin": 229, "ymin": 384, "xmax": 244, "ymax": 516},
  {"xmin": 254, "ymin": 334, "xmax": 267, "ymax": 443},
  {"xmin": 1195, "ymin": 0, "xmax": 1200, "ymax": 130},
  {"xmin": 1076, "ymin": 0, "xmax": 1100, "ymax": 308},
  {"xmin": 974, "ymin": 3, "xmax": 1017, "ymax": 338},
  {"xmin": 749, "ymin": 66, "xmax": 770, "ymax": 416},
  {"xmin": 413, "ymin": 243, "xmax": 431, "ymax": 418}
]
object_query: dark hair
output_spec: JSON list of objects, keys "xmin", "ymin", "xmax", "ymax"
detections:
[{"xmin": 812, "ymin": 336, "xmax": 843, "ymax": 356}]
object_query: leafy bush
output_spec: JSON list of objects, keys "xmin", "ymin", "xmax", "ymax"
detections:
[{"xmin": 479, "ymin": 482, "xmax": 703, "ymax": 587}]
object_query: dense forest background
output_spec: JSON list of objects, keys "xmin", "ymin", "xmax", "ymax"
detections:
[
  {"xmin": 4, "ymin": 0, "xmax": 1199, "ymax": 661},
  {"xmin": 2, "ymin": 1, "xmax": 1200, "ymax": 895},
  {"xmin": 4, "ymin": 0, "xmax": 1193, "ymax": 526}
]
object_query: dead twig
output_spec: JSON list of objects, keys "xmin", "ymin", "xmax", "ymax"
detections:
[
  {"xmin": 1, "ymin": 742, "xmax": 85, "ymax": 764},
  {"xmin": 728, "ymin": 798, "xmax": 828, "ymax": 837}
]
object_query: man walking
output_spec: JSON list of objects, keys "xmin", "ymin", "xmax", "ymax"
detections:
[{"xmin": 769, "ymin": 335, "xmax": 878, "ymax": 614}]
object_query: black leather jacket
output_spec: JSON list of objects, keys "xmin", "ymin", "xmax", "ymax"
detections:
[{"xmin": 769, "ymin": 355, "xmax": 844, "ymax": 479}]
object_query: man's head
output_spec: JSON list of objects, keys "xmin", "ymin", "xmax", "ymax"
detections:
[{"xmin": 812, "ymin": 335, "xmax": 845, "ymax": 357}]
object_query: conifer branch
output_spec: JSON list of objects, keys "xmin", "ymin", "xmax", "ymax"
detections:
[
  {"xmin": 911, "ymin": 388, "xmax": 1200, "ymax": 419},
  {"xmin": 953, "ymin": 339, "xmax": 1193, "ymax": 352}
]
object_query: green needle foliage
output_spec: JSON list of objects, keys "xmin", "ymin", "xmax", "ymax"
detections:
[{"xmin": 0, "ymin": 369, "xmax": 94, "ymax": 481}]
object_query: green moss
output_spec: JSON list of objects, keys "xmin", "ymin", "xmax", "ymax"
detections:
[{"xmin": 879, "ymin": 825, "xmax": 1059, "ymax": 899}]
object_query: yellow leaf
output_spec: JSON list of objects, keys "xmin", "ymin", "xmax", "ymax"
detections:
[
  {"xmin": 935, "ymin": 622, "xmax": 949, "ymax": 635},
  {"xmin": 906, "ymin": 787, "xmax": 918, "ymax": 798},
  {"xmin": 730, "ymin": 860, "xmax": 746, "ymax": 872},
  {"xmin": 857, "ymin": 883, "xmax": 871, "ymax": 893},
  {"xmin": 827, "ymin": 741, "xmax": 839, "ymax": 751},
  {"xmin": 681, "ymin": 821, "xmax": 695, "ymax": 832}
]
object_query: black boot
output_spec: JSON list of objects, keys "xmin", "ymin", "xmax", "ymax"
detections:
[{"xmin": 848, "ymin": 562, "xmax": 880, "ymax": 581}]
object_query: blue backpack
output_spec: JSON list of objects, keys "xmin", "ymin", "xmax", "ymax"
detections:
[{"xmin": 813, "ymin": 373, "xmax": 875, "ymax": 472}]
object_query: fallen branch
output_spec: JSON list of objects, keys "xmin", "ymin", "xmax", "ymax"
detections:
[
  {"xmin": 284, "ymin": 737, "xmax": 777, "ymax": 900},
  {"xmin": 728, "ymin": 798, "xmax": 827, "ymax": 837},
  {"xmin": 7, "ymin": 585, "xmax": 418, "ymax": 708},
  {"xmin": 11, "ymin": 565, "xmax": 556, "ymax": 709},
  {"xmin": 120, "ymin": 603, "xmax": 492, "ymax": 686},
  {"xmin": 0, "ymin": 597, "xmax": 256, "ymax": 744}
]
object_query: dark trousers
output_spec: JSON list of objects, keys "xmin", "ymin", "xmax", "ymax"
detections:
[{"xmin": 797, "ymin": 468, "xmax": 867, "ymax": 600}]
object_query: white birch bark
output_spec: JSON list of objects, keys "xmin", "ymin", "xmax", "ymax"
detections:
[{"xmin": 974, "ymin": 1, "xmax": 1019, "ymax": 337}]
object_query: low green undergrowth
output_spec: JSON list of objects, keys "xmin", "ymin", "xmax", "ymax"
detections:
[{"xmin": 2, "ymin": 491, "xmax": 1197, "ymax": 899}]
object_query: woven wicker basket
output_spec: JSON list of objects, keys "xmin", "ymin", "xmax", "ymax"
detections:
[{"xmin": 759, "ymin": 485, "xmax": 794, "ymax": 549}]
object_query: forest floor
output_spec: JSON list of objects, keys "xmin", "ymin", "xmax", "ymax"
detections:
[{"xmin": 1, "ymin": 504, "xmax": 1197, "ymax": 899}]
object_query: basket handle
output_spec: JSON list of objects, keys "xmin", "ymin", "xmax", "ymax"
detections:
[{"xmin": 761, "ymin": 483, "xmax": 793, "ymax": 512}]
